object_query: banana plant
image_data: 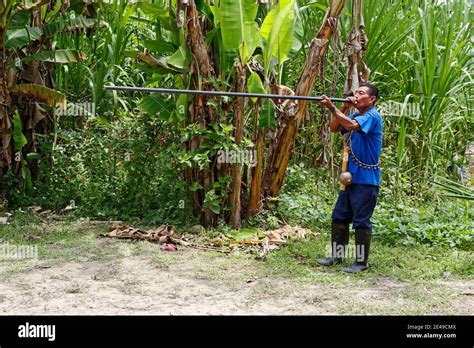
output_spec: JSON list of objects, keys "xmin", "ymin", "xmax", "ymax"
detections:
[
  {"xmin": 217, "ymin": 0, "xmax": 259, "ymax": 227},
  {"xmin": 0, "ymin": 1, "xmax": 54, "ymax": 180},
  {"xmin": 263, "ymin": 0, "xmax": 346, "ymax": 198},
  {"xmin": 0, "ymin": 0, "xmax": 75, "ymax": 189}
]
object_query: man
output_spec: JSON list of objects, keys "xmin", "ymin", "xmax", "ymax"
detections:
[{"xmin": 317, "ymin": 83, "xmax": 382, "ymax": 273}]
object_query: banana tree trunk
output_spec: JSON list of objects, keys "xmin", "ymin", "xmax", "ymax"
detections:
[
  {"xmin": 0, "ymin": 30, "xmax": 12, "ymax": 182},
  {"xmin": 343, "ymin": 0, "xmax": 369, "ymax": 96},
  {"xmin": 248, "ymin": 103, "xmax": 264, "ymax": 216},
  {"xmin": 228, "ymin": 62, "xmax": 245, "ymax": 228},
  {"xmin": 263, "ymin": 0, "xmax": 345, "ymax": 198},
  {"xmin": 185, "ymin": 0, "xmax": 217, "ymax": 226}
]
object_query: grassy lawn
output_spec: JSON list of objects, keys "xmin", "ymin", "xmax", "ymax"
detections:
[{"xmin": 1, "ymin": 212, "xmax": 472, "ymax": 282}]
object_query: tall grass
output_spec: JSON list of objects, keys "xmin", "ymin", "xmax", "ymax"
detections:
[{"xmin": 354, "ymin": 0, "xmax": 471, "ymax": 197}]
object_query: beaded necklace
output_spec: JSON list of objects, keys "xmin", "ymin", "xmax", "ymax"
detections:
[{"xmin": 347, "ymin": 131, "xmax": 381, "ymax": 170}]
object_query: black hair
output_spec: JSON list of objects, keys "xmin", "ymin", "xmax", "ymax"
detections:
[{"xmin": 359, "ymin": 83, "xmax": 379, "ymax": 101}]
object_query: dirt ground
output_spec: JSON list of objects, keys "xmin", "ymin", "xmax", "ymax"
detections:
[{"xmin": 0, "ymin": 238, "xmax": 472, "ymax": 315}]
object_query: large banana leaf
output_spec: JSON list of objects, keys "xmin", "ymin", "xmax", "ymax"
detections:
[
  {"xmin": 247, "ymin": 71, "xmax": 266, "ymax": 103},
  {"xmin": 167, "ymin": 46, "xmax": 190, "ymax": 71},
  {"xmin": 10, "ymin": 84, "xmax": 66, "ymax": 108},
  {"xmin": 140, "ymin": 93, "xmax": 174, "ymax": 121},
  {"xmin": 259, "ymin": 98, "xmax": 276, "ymax": 128},
  {"xmin": 143, "ymin": 39, "xmax": 176, "ymax": 55},
  {"xmin": 220, "ymin": 0, "xmax": 259, "ymax": 64},
  {"xmin": 5, "ymin": 27, "xmax": 42, "ymax": 49},
  {"xmin": 43, "ymin": 17, "xmax": 98, "ymax": 37},
  {"xmin": 260, "ymin": 0, "xmax": 298, "ymax": 75},
  {"xmin": 12, "ymin": 111, "xmax": 27, "ymax": 152},
  {"xmin": 133, "ymin": 3, "xmax": 174, "ymax": 31},
  {"xmin": 23, "ymin": 50, "xmax": 87, "ymax": 63}
]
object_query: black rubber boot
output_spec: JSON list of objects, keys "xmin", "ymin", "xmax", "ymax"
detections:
[
  {"xmin": 342, "ymin": 228, "xmax": 371, "ymax": 273},
  {"xmin": 317, "ymin": 222, "xmax": 349, "ymax": 266}
]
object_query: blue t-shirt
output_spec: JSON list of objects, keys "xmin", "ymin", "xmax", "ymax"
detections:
[{"xmin": 341, "ymin": 106, "xmax": 383, "ymax": 186}]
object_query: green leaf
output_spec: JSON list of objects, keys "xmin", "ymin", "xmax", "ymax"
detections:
[
  {"xmin": 10, "ymin": 11, "xmax": 30, "ymax": 27},
  {"xmin": 43, "ymin": 18, "xmax": 97, "ymax": 37},
  {"xmin": 40, "ymin": 142, "xmax": 53, "ymax": 154},
  {"xmin": 246, "ymin": 72, "xmax": 266, "ymax": 103},
  {"xmin": 167, "ymin": 46, "xmax": 190, "ymax": 70},
  {"xmin": 189, "ymin": 182, "xmax": 203, "ymax": 192},
  {"xmin": 260, "ymin": 0, "xmax": 297, "ymax": 75},
  {"xmin": 12, "ymin": 111, "xmax": 28, "ymax": 152},
  {"xmin": 209, "ymin": 205, "xmax": 220, "ymax": 215},
  {"xmin": 21, "ymin": 164, "xmax": 33, "ymax": 196},
  {"xmin": 143, "ymin": 39, "xmax": 176, "ymax": 55},
  {"xmin": 26, "ymin": 152, "xmax": 40, "ymax": 161},
  {"xmin": 134, "ymin": 3, "xmax": 175, "ymax": 31},
  {"xmin": 5, "ymin": 27, "xmax": 42, "ymax": 49},
  {"xmin": 203, "ymin": 190, "xmax": 221, "ymax": 214},
  {"xmin": 139, "ymin": 93, "xmax": 174, "ymax": 120},
  {"xmin": 300, "ymin": 1, "xmax": 327, "ymax": 13},
  {"xmin": 230, "ymin": 227, "xmax": 265, "ymax": 240},
  {"xmin": 175, "ymin": 93, "xmax": 188, "ymax": 121},
  {"xmin": 259, "ymin": 98, "xmax": 276, "ymax": 128},
  {"xmin": 23, "ymin": 50, "xmax": 87, "ymax": 63},
  {"xmin": 220, "ymin": 0, "xmax": 258, "ymax": 63},
  {"xmin": 195, "ymin": 0, "xmax": 214, "ymax": 20}
]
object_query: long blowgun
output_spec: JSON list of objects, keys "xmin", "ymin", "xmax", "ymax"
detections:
[{"xmin": 104, "ymin": 86, "xmax": 350, "ymax": 103}]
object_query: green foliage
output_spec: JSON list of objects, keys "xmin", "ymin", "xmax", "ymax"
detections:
[
  {"xmin": 23, "ymin": 50, "xmax": 86, "ymax": 63},
  {"xmin": 434, "ymin": 176, "xmax": 474, "ymax": 201},
  {"xmin": 5, "ymin": 27, "xmax": 42, "ymax": 48},
  {"xmin": 30, "ymin": 112, "xmax": 196, "ymax": 226},
  {"xmin": 362, "ymin": 0, "xmax": 472, "ymax": 195}
]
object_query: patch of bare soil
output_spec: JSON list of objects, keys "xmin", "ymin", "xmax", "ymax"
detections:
[{"xmin": 0, "ymin": 248, "xmax": 471, "ymax": 315}]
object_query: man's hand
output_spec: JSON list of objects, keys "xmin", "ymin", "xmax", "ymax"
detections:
[
  {"xmin": 347, "ymin": 96, "xmax": 357, "ymax": 106},
  {"xmin": 328, "ymin": 95, "xmax": 360, "ymax": 133},
  {"xmin": 320, "ymin": 95, "xmax": 357, "ymax": 111},
  {"xmin": 319, "ymin": 95, "xmax": 336, "ymax": 110}
]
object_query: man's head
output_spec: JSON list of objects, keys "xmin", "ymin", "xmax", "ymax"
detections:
[{"xmin": 354, "ymin": 83, "xmax": 378, "ymax": 109}]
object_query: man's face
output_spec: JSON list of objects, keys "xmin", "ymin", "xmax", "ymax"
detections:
[{"xmin": 354, "ymin": 86, "xmax": 376, "ymax": 109}]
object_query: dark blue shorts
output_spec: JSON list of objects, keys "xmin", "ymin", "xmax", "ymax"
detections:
[{"xmin": 332, "ymin": 184, "xmax": 379, "ymax": 229}]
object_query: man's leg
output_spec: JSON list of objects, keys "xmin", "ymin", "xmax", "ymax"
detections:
[
  {"xmin": 317, "ymin": 189, "xmax": 352, "ymax": 266},
  {"xmin": 342, "ymin": 185, "xmax": 379, "ymax": 273}
]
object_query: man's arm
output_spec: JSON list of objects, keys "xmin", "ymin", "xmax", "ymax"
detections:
[
  {"xmin": 329, "ymin": 103, "xmax": 353, "ymax": 132},
  {"xmin": 321, "ymin": 96, "xmax": 359, "ymax": 133},
  {"xmin": 330, "ymin": 107, "xmax": 361, "ymax": 132}
]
